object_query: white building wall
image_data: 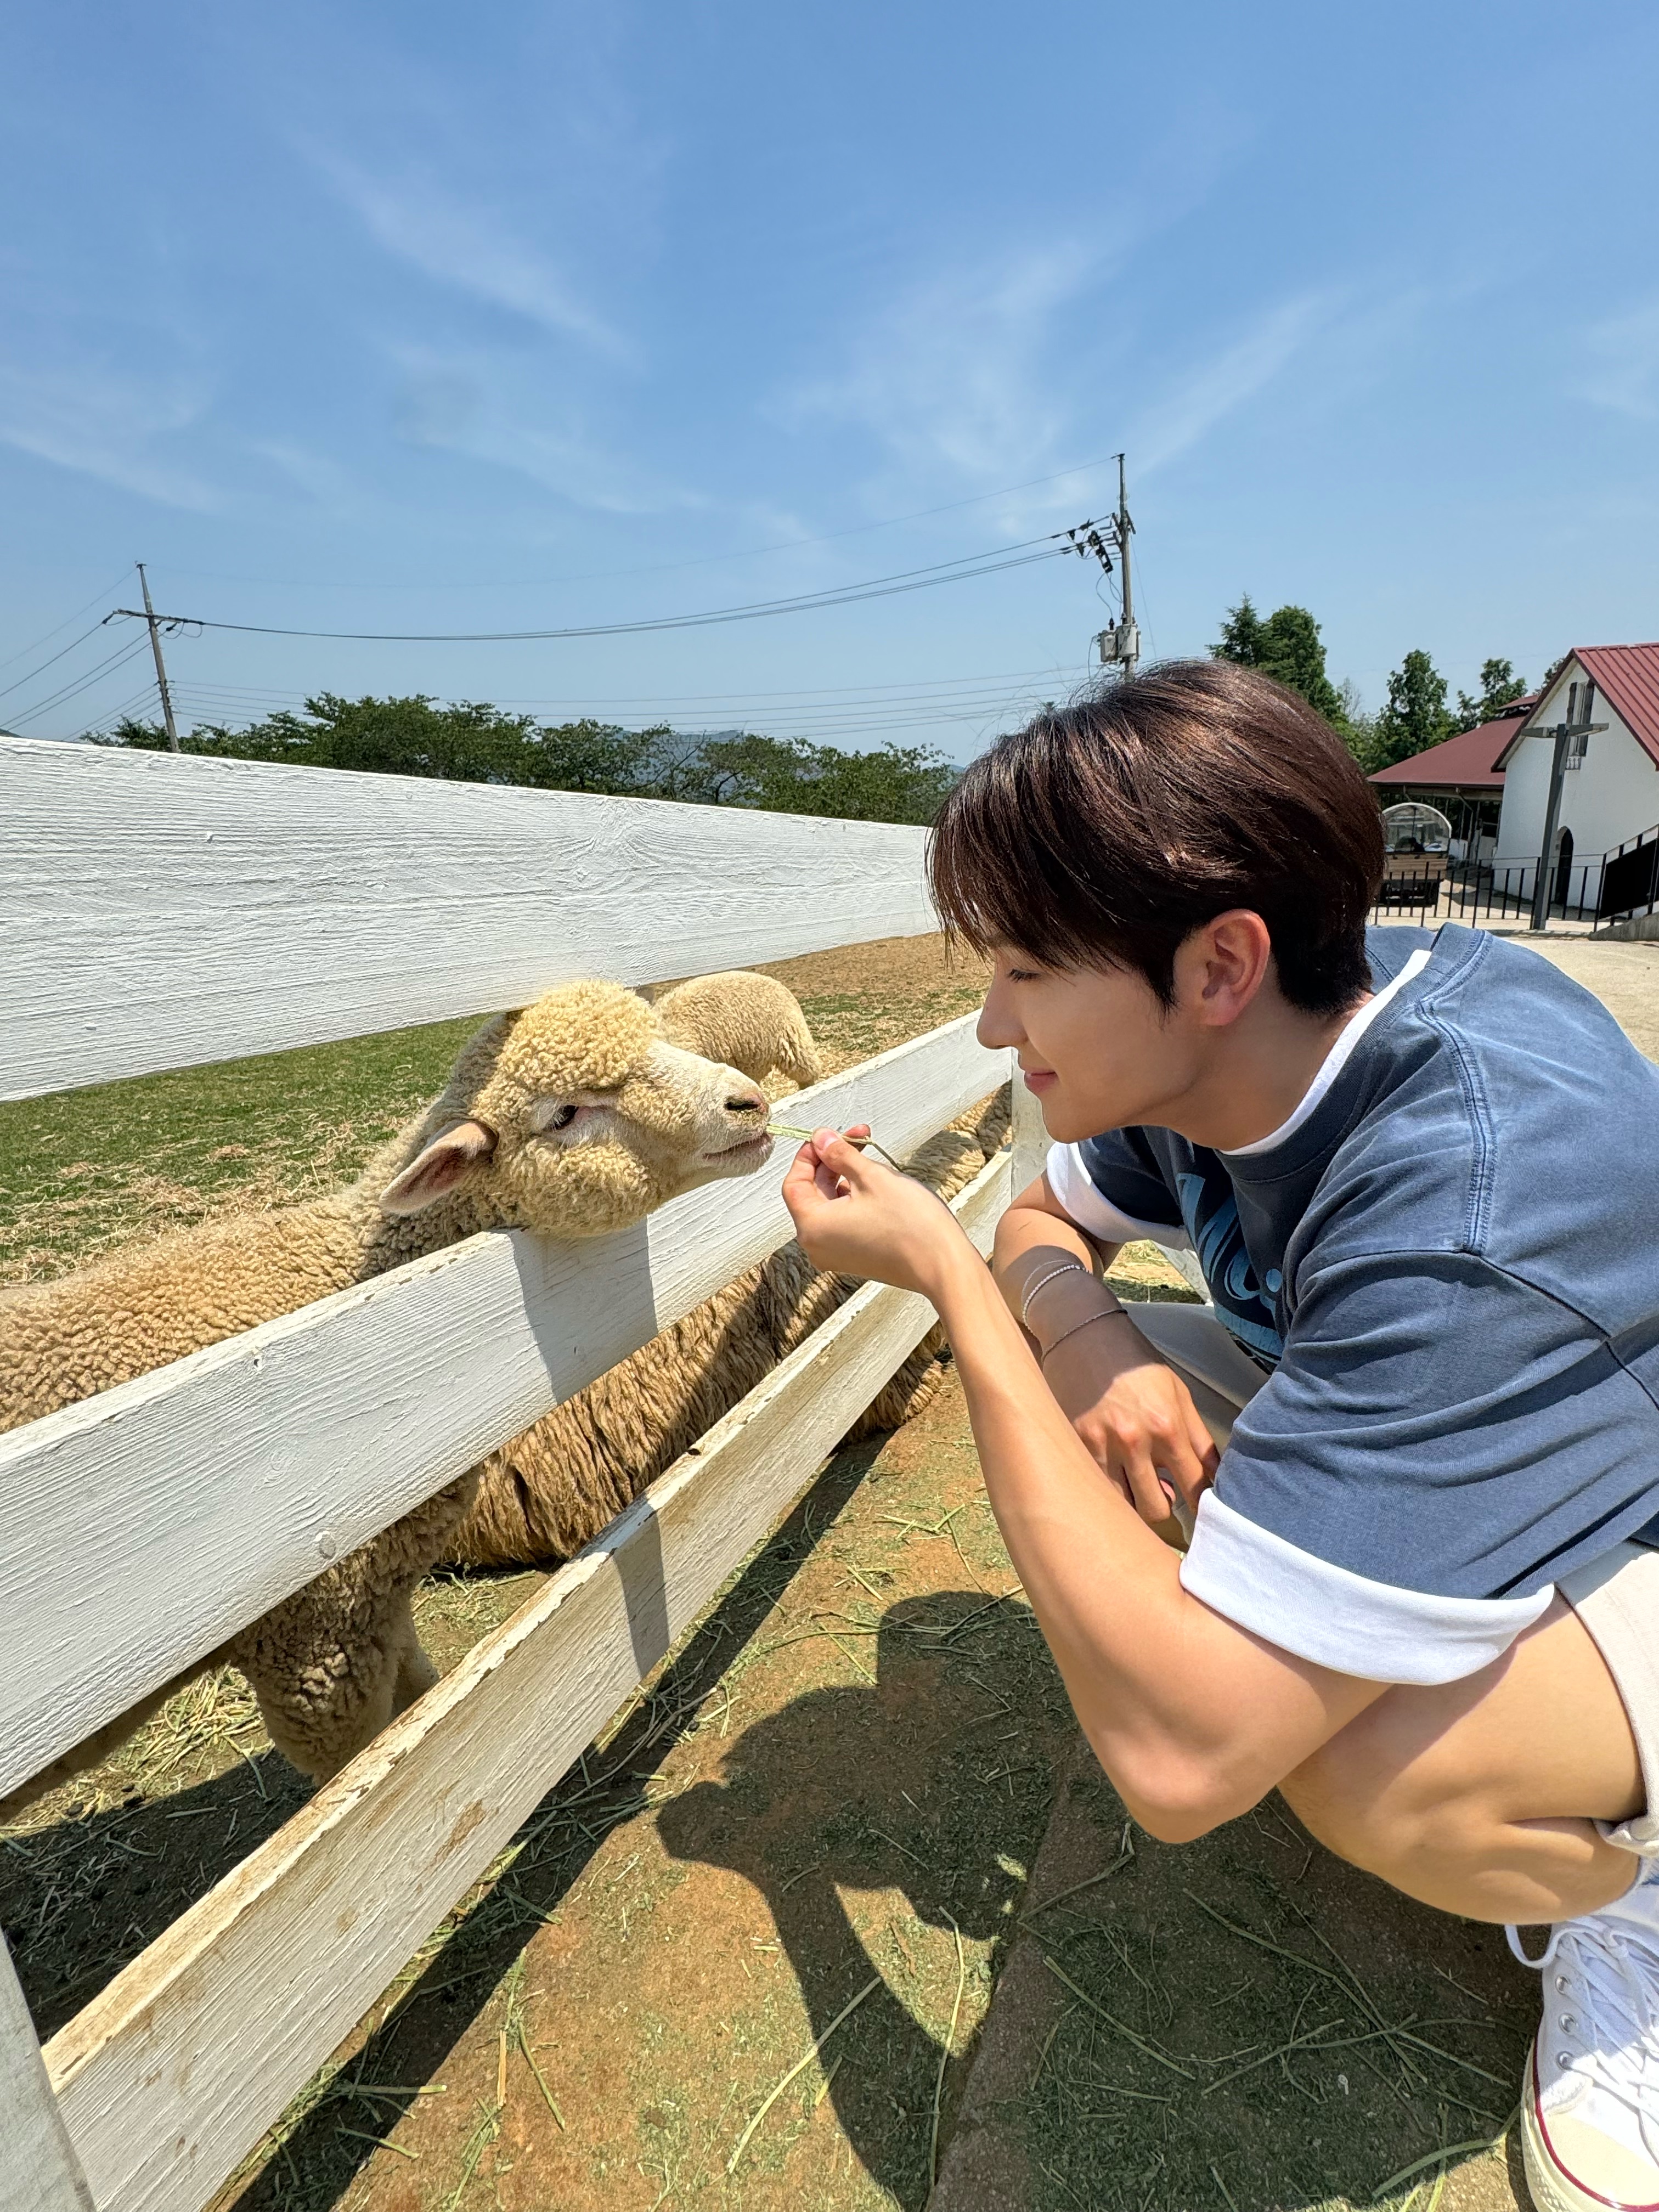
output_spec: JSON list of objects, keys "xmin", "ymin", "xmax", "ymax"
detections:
[{"xmin": 1494, "ymin": 657, "xmax": 1659, "ymax": 866}]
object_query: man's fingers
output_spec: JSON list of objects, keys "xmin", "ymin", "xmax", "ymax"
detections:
[
  {"xmin": 1115, "ymin": 1440, "xmax": 1175, "ymax": 1529},
  {"xmin": 1185, "ymin": 1408, "xmax": 1221, "ymax": 1487},
  {"xmin": 1152, "ymin": 1427, "xmax": 1210, "ymax": 1513}
]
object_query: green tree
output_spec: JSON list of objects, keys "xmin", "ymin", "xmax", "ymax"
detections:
[
  {"xmin": 1454, "ymin": 657, "xmax": 1527, "ymax": 731},
  {"xmin": 699, "ymin": 733, "xmax": 959, "ymax": 824},
  {"xmin": 1372, "ymin": 650, "xmax": 1454, "ymax": 770},
  {"xmin": 1212, "ymin": 596, "xmax": 1346, "ymax": 726},
  {"xmin": 90, "ymin": 697, "xmax": 958, "ymax": 823},
  {"xmin": 1212, "ymin": 594, "xmax": 1267, "ymax": 668},
  {"xmin": 1257, "ymin": 606, "xmax": 1345, "ymax": 725}
]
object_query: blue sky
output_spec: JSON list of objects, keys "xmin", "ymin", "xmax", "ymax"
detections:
[{"xmin": 3, "ymin": 0, "xmax": 1656, "ymax": 752}]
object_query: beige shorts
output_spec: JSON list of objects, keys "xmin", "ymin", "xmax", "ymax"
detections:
[
  {"xmin": 1124, "ymin": 1301, "xmax": 1659, "ymax": 1852},
  {"xmin": 1560, "ymin": 1544, "xmax": 1659, "ymax": 1856}
]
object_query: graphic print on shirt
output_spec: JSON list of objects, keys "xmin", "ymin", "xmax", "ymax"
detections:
[{"xmin": 1175, "ymin": 1168, "xmax": 1283, "ymax": 1363}]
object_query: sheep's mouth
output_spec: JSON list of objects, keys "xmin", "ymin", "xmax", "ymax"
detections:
[{"xmin": 701, "ymin": 1131, "xmax": 776, "ymax": 1165}]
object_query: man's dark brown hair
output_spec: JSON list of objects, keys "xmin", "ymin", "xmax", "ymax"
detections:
[{"xmin": 929, "ymin": 658, "xmax": 1385, "ymax": 1018}]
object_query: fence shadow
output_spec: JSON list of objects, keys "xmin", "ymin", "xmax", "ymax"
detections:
[
  {"xmin": 217, "ymin": 1434, "xmax": 893, "ymax": 2210},
  {"xmin": 1, "ymin": 1750, "xmax": 308, "ymax": 2040}
]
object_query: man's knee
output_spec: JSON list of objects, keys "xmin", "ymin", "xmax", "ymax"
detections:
[{"xmin": 1280, "ymin": 1713, "xmax": 1485, "ymax": 1882}]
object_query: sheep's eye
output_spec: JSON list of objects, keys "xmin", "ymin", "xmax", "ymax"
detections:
[{"xmin": 545, "ymin": 1102, "xmax": 579, "ymax": 1132}]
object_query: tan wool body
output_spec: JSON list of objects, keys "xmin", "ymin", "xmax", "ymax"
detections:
[
  {"xmin": 652, "ymin": 969, "xmax": 822, "ymax": 1091},
  {"xmin": 0, "ymin": 976, "xmax": 793, "ymax": 1813}
]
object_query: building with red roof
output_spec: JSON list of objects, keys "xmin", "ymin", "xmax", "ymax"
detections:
[
  {"xmin": 1368, "ymin": 702, "xmax": 1532, "ymax": 860},
  {"xmin": 1493, "ymin": 647, "xmax": 1659, "ymax": 911},
  {"xmin": 1367, "ymin": 646, "xmax": 1659, "ymax": 921}
]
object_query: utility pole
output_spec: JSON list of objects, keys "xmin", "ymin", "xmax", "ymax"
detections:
[
  {"xmin": 1110, "ymin": 453, "xmax": 1138, "ymax": 676},
  {"xmin": 1524, "ymin": 685, "xmax": 1606, "ymax": 933},
  {"xmin": 110, "ymin": 567, "xmax": 203, "ymax": 751},
  {"xmin": 135, "ymin": 563, "xmax": 180, "ymax": 752},
  {"xmin": 1068, "ymin": 455, "xmax": 1140, "ymax": 676}
]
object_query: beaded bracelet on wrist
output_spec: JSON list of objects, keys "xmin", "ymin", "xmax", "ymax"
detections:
[{"xmin": 1018, "ymin": 1260, "xmax": 1088, "ymax": 1327}]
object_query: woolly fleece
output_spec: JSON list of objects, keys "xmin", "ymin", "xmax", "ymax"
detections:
[{"xmin": 0, "ymin": 977, "xmax": 780, "ymax": 1812}]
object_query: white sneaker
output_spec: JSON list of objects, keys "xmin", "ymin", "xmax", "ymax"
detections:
[{"xmin": 1510, "ymin": 1859, "xmax": 1659, "ymax": 2211}]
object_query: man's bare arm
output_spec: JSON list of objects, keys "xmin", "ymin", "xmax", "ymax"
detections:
[{"xmin": 992, "ymin": 1174, "xmax": 1217, "ymax": 1522}]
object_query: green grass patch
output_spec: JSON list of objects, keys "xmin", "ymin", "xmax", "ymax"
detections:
[{"xmin": 0, "ymin": 1014, "xmax": 481, "ymax": 1284}]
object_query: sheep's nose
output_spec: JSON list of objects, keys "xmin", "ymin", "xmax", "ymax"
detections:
[{"xmin": 725, "ymin": 1084, "xmax": 768, "ymax": 1118}]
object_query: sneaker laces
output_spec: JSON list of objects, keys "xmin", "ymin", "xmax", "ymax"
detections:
[{"xmin": 1509, "ymin": 1911, "xmax": 1659, "ymax": 2154}]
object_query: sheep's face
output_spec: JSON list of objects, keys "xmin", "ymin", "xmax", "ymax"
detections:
[{"xmin": 379, "ymin": 980, "xmax": 776, "ymax": 1236}]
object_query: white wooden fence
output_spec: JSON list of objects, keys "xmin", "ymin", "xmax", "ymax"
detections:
[{"xmin": 0, "ymin": 735, "xmax": 1018, "ymax": 2212}]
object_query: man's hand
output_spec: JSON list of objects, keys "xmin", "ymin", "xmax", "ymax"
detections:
[
  {"xmin": 781, "ymin": 1127, "xmax": 975, "ymax": 1299},
  {"xmin": 992, "ymin": 1190, "xmax": 1217, "ymax": 1533},
  {"xmin": 1041, "ymin": 1313, "xmax": 1219, "ymax": 1530}
]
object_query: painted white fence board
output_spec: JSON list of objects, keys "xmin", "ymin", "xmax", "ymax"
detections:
[
  {"xmin": 46, "ymin": 1152, "xmax": 1011, "ymax": 2212},
  {"xmin": 1, "ymin": 1938, "xmax": 94, "ymax": 2212},
  {"xmin": 1165, "ymin": 1246, "xmax": 1212, "ymax": 1302},
  {"xmin": 0, "ymin": 1018, "xmax": 1008, "ymax": 1800},
  {"xmin": 0, "ymin": 735, "xmax": 938, "ymax": 1100},
  {"xmin": 1009, "ymin": 1068, "xmax": 1048, "ymax": 1197}
]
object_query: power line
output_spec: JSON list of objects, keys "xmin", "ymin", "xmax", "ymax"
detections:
[
  {"xmin": 0, "ymin": 620, "xmax": 123, "ymax": 705},
  {"xmin": 160, "ymin": 662, "xmax": 1070, "ymax": 710},
  {"xmin": 147, "ymin": 454, "xmax": 1129, "ymax": 595},
  {"xmin": 7, "ymin": 637, "xmax": 155, "ymax": 729},
  {"xmin": 108, "ymin": 529, "xmax": 1090, "ymax": 646},
  {"xmin": 0, "ymin": 567, "xmax": 133, "ymax": 678}
]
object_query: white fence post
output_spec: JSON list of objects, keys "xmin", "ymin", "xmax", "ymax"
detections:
[{"xmin": 1, "ymin": 1938, "xmax": 94, "ymax": 2212}]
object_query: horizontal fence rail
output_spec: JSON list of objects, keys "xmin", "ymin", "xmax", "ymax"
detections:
[
  {"xmin": 0, "ymin": 737, "xmax": 939, "ymax": 1099},
  {"xmin": 0, "ymin": 1017, "xmax": 1008, "ymax": 1803},
  {"xmin": 43, "ymin": 1149, "xmax": 1012, "ymax": 2212}
]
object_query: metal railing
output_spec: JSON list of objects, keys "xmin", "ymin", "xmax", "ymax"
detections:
[
  {"xmin": 1596, "ymin": 823, "xmax": 1659, "ymax": 930},
  {"xmin": 1369, "ymin": 823, "xmax": 1659, "ymax": 932},
  {"xmin": 1370, "ymin": 855, "xmax": 1605, "ymax": 927}
]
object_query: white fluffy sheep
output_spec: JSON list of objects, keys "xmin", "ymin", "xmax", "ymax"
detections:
[
  {"xmin": 448, "ymin": 1085, "xmax": 1009, "ymax": 1568},
  {"xmin": 0, "ymin": 976, "xmax": 791, "ymax": 1811}
]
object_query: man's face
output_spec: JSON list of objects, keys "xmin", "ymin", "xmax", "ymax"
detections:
[{"xmin": 977, "ymin": 944, "xmax": 1201, "ymax": 1144}]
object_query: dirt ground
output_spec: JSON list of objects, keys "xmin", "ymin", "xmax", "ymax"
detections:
[{"xmin": 215, "ymin": 1372, "xmax": 1530, "ymax": 2212}]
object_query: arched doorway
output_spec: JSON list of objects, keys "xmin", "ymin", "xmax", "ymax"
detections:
[{"xmin": 1553, "ymin": 826, "xmax": 1575, "ymax": 913}]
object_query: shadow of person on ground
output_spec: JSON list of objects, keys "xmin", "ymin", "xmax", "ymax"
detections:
[
  {"xmin": 658, "ymin": 1589, "xmax": 1068, "ymax": 2205},
  {"xmin": 662, "ymin": 1591, "xmax": 1539, "ymax": 2211}
]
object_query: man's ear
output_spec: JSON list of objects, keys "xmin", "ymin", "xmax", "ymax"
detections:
[
  {"xmin": 1187, "ymin": 910, "xmax": 1274, "ymax": 1027},
  {"xmin": 379, "ymin": 1119, "xmax": 498, "ymax": 1215}
]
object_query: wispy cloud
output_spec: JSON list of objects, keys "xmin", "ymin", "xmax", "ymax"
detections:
[
  {"xmin": 784, "ymin": 243, "xmax": 1099, "ymax": 506},
  {"xmin": 1579, "ymin": 298, "xmax": 1659, "ymax": 419},
  {"xmin": 1131, "ymin": 292, "xmax": 1336, "ymax": 476},
  {"xmin": 308, "ymin": 145, "xmax": 630, "ymax": 360},
  {"xmin": 387, "ymin": 346, "xmax": 697, "ymax": 516},
  {"xmin": 0, "ymin": 354, "xmax": 217, "ymax": 509}
]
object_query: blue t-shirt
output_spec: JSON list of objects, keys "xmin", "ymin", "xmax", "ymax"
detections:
[{"xmin": 1046, "ymin": 924, "xmax": 1659, "ymax": 1684}]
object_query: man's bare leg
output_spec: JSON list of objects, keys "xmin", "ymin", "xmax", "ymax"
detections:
[{"xmin": 1280, "ymin": 1595, "xmax": 1643, "ymax": 1922}]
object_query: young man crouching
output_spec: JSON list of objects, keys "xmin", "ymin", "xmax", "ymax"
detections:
[{"xmin": 783, "ymin": 659, "xmax": 1659, "ymax": 2212}]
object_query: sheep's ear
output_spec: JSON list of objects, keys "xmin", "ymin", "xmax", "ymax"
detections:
[{"xmin": 379, "ymin": 1120, "xmax": 498, "ymax": 1215}]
